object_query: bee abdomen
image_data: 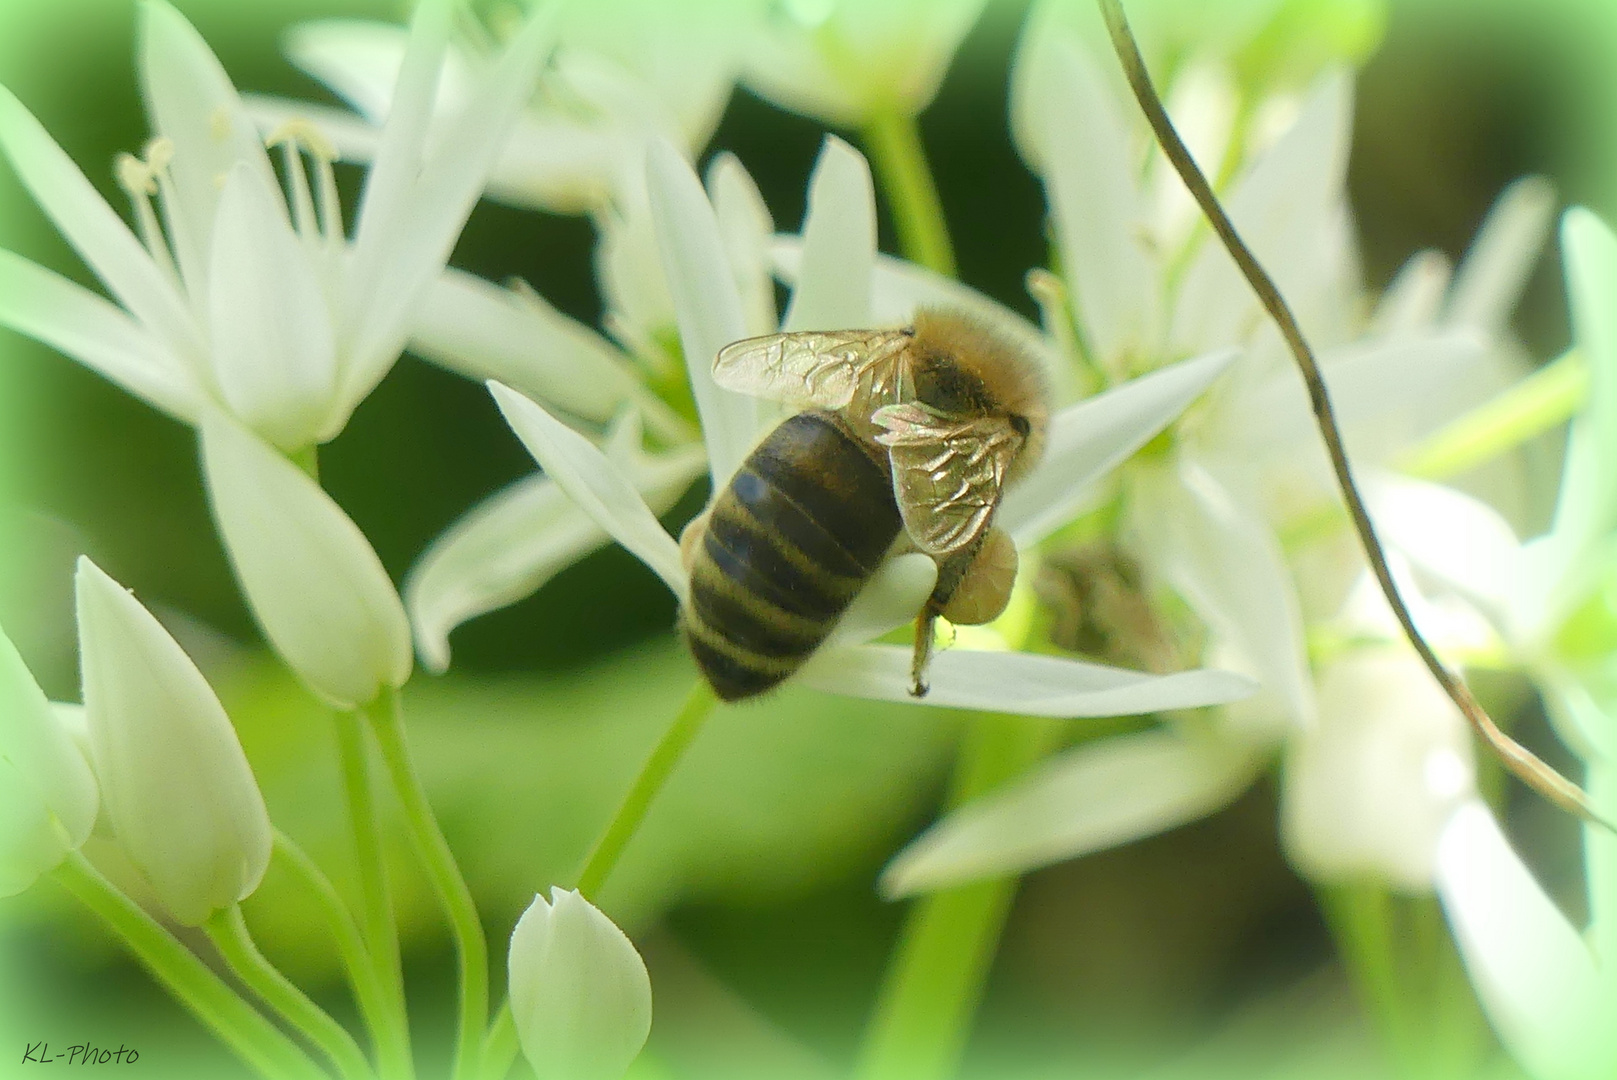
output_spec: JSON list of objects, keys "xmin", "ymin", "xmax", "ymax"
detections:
[{"xmin": 683, "ymin": 412, "xmax": 902, "ymax": 701}]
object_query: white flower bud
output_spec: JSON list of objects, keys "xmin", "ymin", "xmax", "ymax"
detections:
[
  {"xmin": 75, "ymin": 557, "xmax": 271, "ymax": 926},
  {"xmin": 200, "ymin": 411, "xmax": 411, "ymax": 707},
  {"xmin": 1282, "ymin": 645, "xmax": 1475, "ymax": 890},
  {"xmin": 0, "ymin": 627, "xmax": 98, "ymax": 896},
  {"xmin": 507, "ymin": 888, "xmax": 652, "ymax": 1080}
]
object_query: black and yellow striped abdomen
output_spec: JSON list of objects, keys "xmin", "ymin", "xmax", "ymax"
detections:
[{"xmin": 682, "ymin": 411, "xmax": 903, "ymax": 701}]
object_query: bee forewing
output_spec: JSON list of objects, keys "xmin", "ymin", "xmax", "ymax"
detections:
[
  {"xmin": 713, "ymin": 329, "xmax": 912, "ymax": 408},
  {"xmin": 876, "ymin": 403, "xmax": 1020, "ymax": 557}
]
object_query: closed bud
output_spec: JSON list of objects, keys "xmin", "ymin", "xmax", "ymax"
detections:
[
  {"xmin": 0, "ymin": 626, "xmax": 98, "ymax": 895},
  {"xmin": 75, "ymin": 557, "xmax": 271, "ymax": 925},
  {"xmin": 200, "ymin": 411, "xmax": 411, "ymax": 707},
  {"xmin": 508, "ymin": 888, "xmax": 652, "ymax": 1080}
]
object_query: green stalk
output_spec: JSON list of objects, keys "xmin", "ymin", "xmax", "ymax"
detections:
[
  {"xmin": 333, "ymin": 706, "xmax": 410, "ymax": 1071},
  {"xmin": 366, "ymin": 686, "xmax": 487, "ymax": 1080},
  {"xmin": 273, "ymin": 830, "xmax": 414, "ymax": 1080},
  {"xmin": 479, "ymin": 1002, "xmax": 519, "ymax": 1080},
  {"xmin": 1317, "ymin": 883, "xmax": 1487, "ymax": 1080},
  {"xmin": 478, "ymin": 680, "xmax": 719, "ymax": 1080},
  {"xmin": 1317, "ymin": 883, "xmax": 1416, "ymax": 1075},
  {"xmin": 51, "ymin": 852, "xmax": 324, "ymax": 1080},
  {"xmin": 854, "ymin": 712, "xmax": 1061, "ymax": 1080},
  {"xmin": 862, "ymin": 101, "xmax": 956, "ymax": 278},
  {"xmin": 574, "ymin": 679, "xmax": 719, "ymax": 898},
  {"xmin": 204, "ymin": 906, "xmax": 376, "ymax": 1080}
]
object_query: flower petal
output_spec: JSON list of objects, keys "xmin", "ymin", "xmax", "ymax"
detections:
[
  {"xmin": 707, "ymin": 151, "xmax": 776, "ymax": 337},
  {"xmin": 827, "ymin": 553, "xmax": 938, "ymax": 646},
  {"xmin": 207, "ymin": 162, "xmax": 338, "ymax": 450},
  {"xmin": 0, "ymin": 249, "xmax": 200, "ymax": 423},
  {"xmin": 883, "ymin": 728, "xmax": 1262, "ymax": 895},
  {"xmin": 1369, "ymin": 250, "xmax": 1453, "ymax": 339},
  {"xmin": 1016, "ymin": 35, "xmax": 1158, "ymax": 368},
  {"xmin": 1210, "ymin": 331, "xmax": 1489, "ymax": 470},
  {"xmin": 1132, "ymin": 463, "xmax": 1316, "ymax": 735},
  {"xmin": 646, "ymin": 138, "xmax": 758, "ymax": 481},
  {"xmin": 1000, "ymin": 348, "xmax": 1237, "ymax": 545},
  {"xmin": 489, "ymin": 383, "xmax": 688, "ymax": 601},
  {"xmin": 411, "ymin": 267, "xmax": 641, "ymax": 426},
  {"xmin": 339, "ymin": 4, "xmax": 558, "ymax": 424},
  {"xmin": 1366, "ymin": 473, "xmax": 1520, "ymax": 614},
  {"xmin": 782, "ymin": 136, "xmax": 874, "ymax": 331},
  {"xmin": 137, "ymin": 0, "xmax": 280, "ymax": 296},
  {"xmin": 200, "ymin": 412, "xmax": 412, "ymax": 706},
  {"xmin": 76, "ymin": 557, "xmax": 271, "ymax": 926},
  {"xmin": 347, "ymin": 0, "xmax": 451, "ymax": 266},
  {"xmin": 282, "ymin": 19, "xmax": 415, "ymax": 123},
  {"xmin": 0, "ymin": 85, "xmax": 204, "ymax": 367},
  {"xmin": 1443, "ymin": 176, "xmax": 1555, "ymax": 333},
  {"xmin": 1170, "ymin": 71, "xmax": 1354, "ymax": 354},
  {"xmin": 799, "ymin": 643, "xmax": 1255, "ymax": 717},
  {"xmin": 1435, "ymin": 800, "xmax": 1616, "ymax": 1080},
  {"xmin": 407, "ymin": 442, "xmax": 704, "ymax": 674}
]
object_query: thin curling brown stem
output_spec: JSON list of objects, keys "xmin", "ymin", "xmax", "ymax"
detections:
[{"xmin": 1095, "ymin": 0, "xmax": 1612, "ymax": 834}]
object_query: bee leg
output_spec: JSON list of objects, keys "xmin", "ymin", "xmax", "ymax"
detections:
[
  {"xmin": 910, "ymin": 609, "xmax": 938, "ymax": 697},
  {"xmin": 909, "ymin": 538, "xmax": 987, "ymax": 697}
]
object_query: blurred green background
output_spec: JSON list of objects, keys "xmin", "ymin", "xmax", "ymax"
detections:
[{"xmin": 2, "ymin": 0, "xmax": 1615, "ymax": 1077}]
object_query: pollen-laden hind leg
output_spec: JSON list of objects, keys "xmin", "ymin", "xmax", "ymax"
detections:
[{"xmin": 907, "ymin": 527, "xmax": 1019, "ymax": 697}]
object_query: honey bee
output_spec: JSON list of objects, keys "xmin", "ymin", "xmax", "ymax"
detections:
[{"xmin": 678, "ymin": 307, "xmax": 1049, "ymax": 701}]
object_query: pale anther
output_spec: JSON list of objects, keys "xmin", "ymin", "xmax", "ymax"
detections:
[{"xmin": 264, "ymin": 119, "xmax": 337, "ymax": 165}]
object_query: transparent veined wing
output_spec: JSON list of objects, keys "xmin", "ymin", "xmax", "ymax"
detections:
[
  {"xmin": 874, "ymin": 401, "xmax": 1022, "ymax": 557},
  {"xmin": 713, "ymin": 329, "xmax": 912, "ymax": 408}
]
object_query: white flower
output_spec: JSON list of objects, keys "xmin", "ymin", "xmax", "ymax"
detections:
[
  {"xmin": 201, "ymin": 411, "xmax": 411, "ymax": 708},
  {"xmin": 74, "ymin": 558, "xmax": 271, "ymax": 926},
  {"xmin": 251, "ymin": 0, "xmax": 751, "ymax": 216},
  {"xmin": 0, "ymin": 625, "xmax": 98, "ymax": 897},
  {"xmin": 879, "ymin": 18, "xmax": 1561, "ymax": 896},
  {"xmin": 507, "ymin": 888, "xmax": 652, "ymax": 1080},
  {"xmin": 484, "ymin": 134, "xmax": 1254, "ymax": 718},
  {"xmin": 0, "ymin": 0, "xmax": 556, "ymax": 451},
  {"xmin": 740, "ymin": 0, "xmax": 988, "ymax": 127}
]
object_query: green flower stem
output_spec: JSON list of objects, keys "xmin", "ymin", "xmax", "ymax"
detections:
[
  {"xmin": 273, "ymin": 830, "xmax": 414, "ymax": 1080},
  {"xmin": 854, "ymin": 712, "xmax": 1062, "ymax": 1080},
  {"xmin": 366, "ymin": 685, "xmax": 487, "ymax": 1080},
  {"xmin": 479, "ymin": 1001, "xmax": 518, "ymax": 1080},
  {"xmin": 203, "ymin": 905, "xmax": 377, "ymax": 1080},
  {"xmin": 1397, "ymin": 347, "xmax": 1587, "ymax": 481},
  {"xmin": 574, "ymin": 679, "xmax": 720, "ymax": 899},
  {"xmin": 333, "ymin": 707, "xmax": 410, "ymax": 1065},
  {"xmin": 474, "ymin": 681, "xmax": 719, "ymax": 1080},
  {"xmin": 51, "ymin": 851, "xmax": 323, "ymax": 1080},
  {"xmin": 1317, "ymin": 883, "xmax": 1486, "ymax": 1080},
  {"xmin": 862, "ymin": 101, "xmax": 956, "ymax": 278}
]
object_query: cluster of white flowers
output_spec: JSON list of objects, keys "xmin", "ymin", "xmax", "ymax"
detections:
[{"xmin": 2, "ymin": 0, "xmax": 1612, "ymax": 1078}]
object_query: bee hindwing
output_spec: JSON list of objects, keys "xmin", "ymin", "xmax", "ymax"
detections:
[
  {"xmin": 875, "ymin": 402, "xmax": 1021, "ymax": 557},
  {"xmin": 713, "ymin": 329, "xmax": 912, "ymax": 409}
]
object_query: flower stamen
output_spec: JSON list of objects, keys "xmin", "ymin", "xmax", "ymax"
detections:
[
  {"xmin": 115, "ymin": 138, "xmax": 182, "ymax": 291},
  {"xmin": 266, "ymin": 120, "xmax": 343, "ymax": 245}
]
